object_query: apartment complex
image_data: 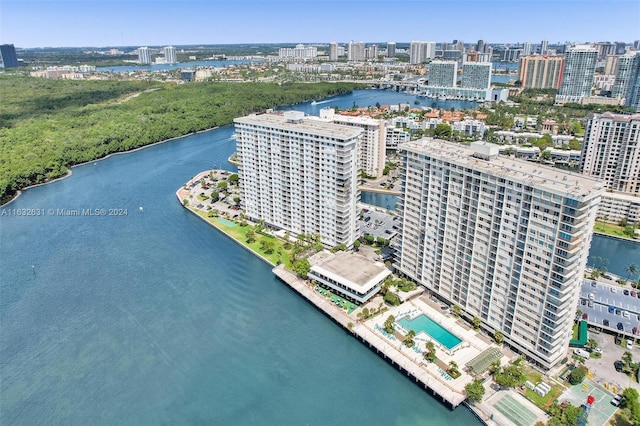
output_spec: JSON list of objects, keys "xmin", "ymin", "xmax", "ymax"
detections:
[
  {"xmin": 461, "ymin": 62, "xmax": 492, "ymax": 89},
  {"xmin": 347, "ymin": 41, "xmax": 366, "ymax": 61},
  {"xmin": 427, "ymin": 61, "xmax": 457, "ymax": 87},
  {"xmin": 387, "ymin": 42, "xmax": 396, "ymax": 58},
  {"xmin": 163, "ymin": 46, "xmax": 177, "ymax": 64},
  {"xmin": 279, "ymin": 44, "xmax": 318, "ymax": 59},
  {"xmin": 409, "ymin": 41, "xmax": 436, "ymax": 64},
  {"xmin": 611, "ymin": 51, "xmax": 640, "ymax": 112},
  {"xmin": 234, "ymin": 111, "xmax": 361, "ymax": 247},
  {"xmin": 137, "ymin": 47, "xmax": 151, "ymax": 65},
  {"xmin": 597, "ymin": 192, "xmax": 640, "ymax": 224},
  {"xmin": 329, "ymin": 42, "xmax": 339, "ymax": 61},
  {"xmin": 581, "ymin": 112, "xmax": 640, "ymax": 195},
  {"xmin": 556, "ymin": 45, "xmax": 598, "ymax": 103},
  {"xmin": 517, "ymin": 55, "xmax": 564, "ymax": 89},
  {"xmin": 396, "ymin": 140, "xmax": 603, "ymax": 368},
  {"xmin": 318, "ymin": 108, "xmax": 386, "ymax": 178}
]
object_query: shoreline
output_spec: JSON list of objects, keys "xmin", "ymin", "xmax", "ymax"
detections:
[
  {"xmin": 175, "ymin": 171, "xmax": 276, "ymax": 268},
  {"xmin": 359, "ymin": 186, "xmax": 402, "ymax": 196},
  {"xmin": 2, "ymin": 126, "xmax": 221, "ymax": 207}
]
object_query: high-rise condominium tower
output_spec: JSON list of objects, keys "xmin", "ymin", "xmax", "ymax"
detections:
[
  {"xmin": 581, "ymin": 112, "xmax": 640, "ymax": 194},
  {"xmin": 137, "ymin": 47, "xmax": 151, "ymax": 65},
  {"xmin": 612, "ymin": 52, "xmax": 640, "ymax": 111},
  {"xmin": 409, "ymin": 41, "xmax": 436, "ymax": 64},
  {"xmin": 387, "ymin": 42, "xmax": 396, "ymax": 58},
  {"xmin": 397, "ymin": 140, "xmax": 603, "ymax": 369},
  {"xmin": 555, "ymin": 45, "xmax": 597, "ymax": 103},
  {"xmin": 517, "ymin": 55, "xmax": 565, "ymax": 89},
  {"xmin": 234, "ymin": 111, "xmax": 361, "ymax": 247},
  {"xmin": 163, "ymin": 46, "xmax": 177, "ymax": 64},
  {"xmin": 329, "ymin": 42, "xmax": 339, "ymax": 61}
]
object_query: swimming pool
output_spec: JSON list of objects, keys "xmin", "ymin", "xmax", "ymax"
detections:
[
  {"xmin": 216, "ymin": 217, "xmax": 237, "ymax": 227},
  {"xmin": 398, "ymin": 314, "xmax": 462, "ymax": 350}
]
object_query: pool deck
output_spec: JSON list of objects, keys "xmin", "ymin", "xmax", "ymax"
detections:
[{"xmin": 273, "ymin": 265, "xmax": 509, "ymax": 413}]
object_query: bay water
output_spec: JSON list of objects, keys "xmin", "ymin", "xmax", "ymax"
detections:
[{"xmin": 0, "ymin": 92, "xmax": 481, "ymax": 425}]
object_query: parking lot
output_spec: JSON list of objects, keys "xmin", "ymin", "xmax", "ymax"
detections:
[
  {"xmin": 357, "ymin": 205, "xmax": 399, "ymax": 240},
  {"xmin": 582, "ymin": 330, "xmax": 640, "ymax": 394},
  {"xmin": 579, "ymin": 280, "xmax": 640, "ymax": 338}
]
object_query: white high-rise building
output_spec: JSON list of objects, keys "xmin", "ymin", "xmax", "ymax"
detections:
[
  {"xmin": 329, "ymin": 42, "xmax": 339, "ymax": 61},
  {"xmin": 581, "ymin": 112, "xmax": 640, "ymax": 194},
  {"xmin": 540, "ymin": 39, "xmax": 549, "ymax": 54},
  {"xmin": 279, "ymin": 44, "xmax": 318, "ymax": 59},
  {"xmin": 409, "ymin": 41, "xmax": 436, "ymax": 64},
  {"xmin": 163, "ymin": 46, "xmax": 177, "ymax": 64},
  {"xmin": 318, "ymin": 108, "xmax": 386, "ymax": 178},
  {"xmin": 137, "ymin": 46, "xmax": 151, "ymax": 65},
  {"xmin": 347, "ymin": 41, "xmax": 366, "ymax": 61},
  {"xmin": 427, "ymin": 61, "xmax": 457, "ymax": 87},
  {"xmin": 397, "ymin": 139, "xmax": 603, "ymax": 369},
  {"xmin": 611, "ymin": 52, "xmax": 640, "ymax": 111},
  {"xmin": 366, "ymin": 44, "xmax": 378, "ymax": 60},
  {"xmin": 522, "ymin": 42, "xmax": 532, "ymax": 56},
  {"xmin": 555, "ymin": 45, "xmax": 598, "ymax": 103},
  {"xmin": 234, "ymin": 111, "xmax": 361, "ymax": 247},
  {"xmin": 461, "ymin": 62, "xmax": 492, "ymax": 89}
]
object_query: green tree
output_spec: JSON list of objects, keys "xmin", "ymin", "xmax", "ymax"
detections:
[
  {"xmin": 384, "ymin": 291, "xmax": 401, "ymax": 306},
  {"xmin": 228, "ymin": 173, "xmax": 239, "ymax": 184},
  {"xmin": 246, "ymin": 229, "xmax": 256, "ymax": 243},
  {"xmin": 423, "ymin": 341, "xmax": 437, "ymax": 362},
  {"xmin": 217, "ymin": 180, "xmax": 228, "ymax": 190},
  {"xmin": 452, "ymin": 305, "xmax": 462, "ymax": 318},
  {"xmin": 292, "ymin": 258, "xmax": 311, "ymax": 277},
  {"xmin": 211, "ymin": 191, "xmax": 220, "ymax": 201},
  {"xmin": 403, "ymin": 330, "xmax": 416, "ymax": 347},
  {"xmin": 626, "ymin": 263, "xmax": 639, "ymax": 281},
  {"xmin": 434, "ymin": 123, "xmax": 452, "ymax": 140},
  {"xmin": 493, "ymin": 330, "xmax": 504, "ymax": 345},
  {"xmin": 493, "ymin": 359, "xmax": 526, "ymax": 388},
  {"xmin": 384, "ymin": 315, "xmax": 396, "ymax": 334},
  {"xmin": 233, "ymin": 196, "xmax": 241, "ymax": 204},
  {"xmin": 568, "ymin": 366, "xmax": 587, "ymax": 385},
  {"xmin": 586, "ymin": 338, "xmax": 598, "ymax": 351},
  {"xmin": 472, "ymin": 316, "xmax": 482, "ymax": 331},
  {"xmin": 353, "ymin": 240, "xmax": 361, "ymax": 251},
  {"xmin": 621, "ymin": 387, "xmax": 640, "ymax": 424},
  {"xmin": 465, "ymin": 379, "xmax": 486, "ymax": 403}
]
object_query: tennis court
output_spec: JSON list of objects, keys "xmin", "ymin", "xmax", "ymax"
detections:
[
  {"xmin": 558, "ymin": 379, "xmax": 618, "ymax": 426},
  {"xmin": 493, "ymin": 394, "xmax": 538, "ymax": 426}
]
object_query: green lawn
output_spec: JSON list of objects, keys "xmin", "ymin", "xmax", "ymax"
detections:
[
  {"xmin": 195, "ymin": 210, "xmax": 294, "ymax": 266},
  {"xmin": 524, "ymin": 385, "xmax": 564, "ymax": 410},
  {"xmin": 594, "ymin": 221, "xmax": 636, "ymax": 240},
  {"xmin": 572, "ymin": 324, "xmax": 579, "ymax": 340}
]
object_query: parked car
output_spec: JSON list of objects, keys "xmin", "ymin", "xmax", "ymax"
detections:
[
  {"xmin": 618, "ymin": 322, "xmax": 625, "ymax": 330},
  {"xmin": 610, "ymin": 287, "xmax": 617, "ymax": 293},
  {"xmin": 582, "ymin": 313, "xmax": 589, "ymax": 320},
  {"xmin": 592, "ymin": 348, "xmax": 603, "ymax": 354},
  {"xmin": 614, "ymin": 360, "xmax": 624, "ymax": 372},
  {"xmin": 616, "ymin": 308, "xmax": 622, "ymax": 315},
  {"xmin": 588, "ymin": 301, "xmax": 594, "ymax": 308},
  {"xmin": 591, "ymin": 281, "xmax": 597, "ymax": 288},
  {"xmin": 574, "ymin": 348, "xmax": 590, "ymax": 359},
  {"xmin": 624, "ymin": 289, "xmax": 630, "ymax": 296},
  {"xmin": 627, "ymin": 340, "xmax": 634, "ymax": 350},
  {"xmin": 588, "ymin": 293, "xmax": 595, "ymax": 300},
  {"xmin": 632, "ymin": 291, "xmax": 637, "ymax": 297},
  {"xmin": 609, "ymin": 306, "xmax": 615, "ymax": 314},
  {"xmin": 604, "ymin": 274, "xmax": 613, "ymax": 279},
  {"xmin": 611, "ymin": 394, "xmax": 623, "ymax": 406},
  {"xmin": 603, "ymin": 319, "xmax": 610, "ymax": 327},
  {"xmin": 623, "ymin": 311, "xmax": 630, "ymax": 319},
  {"xmin": 581, "ymin": 299, "xmax": 587, "ymax": 306}
]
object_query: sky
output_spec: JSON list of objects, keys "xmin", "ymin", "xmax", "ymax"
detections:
[{"xmin": 1, "ymin": 0, "xmax": 639, "ymax": 48}]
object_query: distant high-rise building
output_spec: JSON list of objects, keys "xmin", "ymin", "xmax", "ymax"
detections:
[
  {"xmin": 279, "ymin": 44, "xmax": 318, "ymax": 59},
  {"xmin": 555, "ymin": 45, "xmax": 597, "ymax": 103},
  {"xmin": 329, "ymin": 42, "xmax": 338, "ymax": 61},
  {"xmin": 540, "ymin": 39, "xmax": 549, "ymax": 54},
  {"xmin": 461, "ymin": 62, "xmax": 491, "ymax": 89},
  {"xmin": 0, "ymin": 44, "xmax": 19, "ymax": 68},
  {"xmin": 387, "ymin": 42, "xmax": 396, "ymax": 58},
  {"xmin": 604, "ymin": 55, "xmax": 621, "ymax": 75},
  {"xmin": 517, "ymin": 55, "xmax": 565, "ymax": 89},
  {"xmin": 615, "ymin": 42, "xmax": 627, "ymax": 55},
  {"xmin": 522, "ymin": 42, "xmax": 532, "ymax": 56},
  {"xmin": 397, "ymin": 139, "xmax": 603, "ymax": 369},
  {"xmin": 581, "ymin": 112, "xmax": 640, "ymax": 194},
  {"xmin": 409, "ymin": 41, "xmax": 436, "ymax": 64},
  {"xmin": 595, "ymin": 42, "xmax": 617, "ymax": 60},
  {"xmin": 137, "ymin": 47, "xmax": 151, "ymax": 65},
  {"xmin": 427, "ymin": 61, "xmax": 457, "ymax": 87},
  {"xmin": 612, "ymin": 52, "xmax": 640, "ymax": 111},
  {"xmin": 163, "ymin": 46, "xmax": 177, "ymax": 64},
  {"xmin": 366, "ymin": 45, "xmax": 378, "ymax": 60},
  {"xmin": 319, "ymin": 108, "xmax": 386, "ymax": 178},
  {"xmin": 234, "ymin": 111, "xmax": 361, "ymax": 247},
  {"xmin": 347, "ymin": 41, "xmax": 366, "ymax": 61},
  {"xmin": 476, "ymin": 39, "xmax": 485, "ymax": 53},
  {"xmin": 634, "ymin": 40, "xmax": 640, "ymax": 50}
]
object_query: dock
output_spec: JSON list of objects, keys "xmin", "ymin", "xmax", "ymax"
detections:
[{"xmin": 272, "ymin": 264, "xmax": 468, "ymax": 409}]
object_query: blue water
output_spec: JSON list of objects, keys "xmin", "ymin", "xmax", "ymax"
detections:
[
  {"xmin": 0, "ymin": 94, "xmax": 481, "ymax": 424},
  {"xmin": 398, "ymin": 315, "xmax": 462, "ymax": 350},
  {"xmin": 277, "ymin": 89, "xmax": 479, "ymax": 113},
  {"xmin": 361, "ymin": 191, "xmax": 397, "ymax": 211}
]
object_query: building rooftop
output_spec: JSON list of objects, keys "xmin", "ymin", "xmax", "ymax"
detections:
[
  {"xmin": 309, "ymin": 251, "xmax": 391, "ymax": 294},
  {"xmin": 234, "ymin": 112, "xmax": 363, "ymax": 140},
  {"xmin": 400, "ymin": 139, "xmax": 605, "ymax": 201}
]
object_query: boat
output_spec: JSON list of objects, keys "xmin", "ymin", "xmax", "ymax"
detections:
[{"xmin": 311, "ymin": 100, "xmax": 318, "ymax": 105}]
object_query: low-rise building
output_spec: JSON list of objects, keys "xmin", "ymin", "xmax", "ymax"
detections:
[
  {"xmin": 597, "ymin": 192, "xmax": 640, "ymax": 224},
  {"xmin": 308, "ymin": 250, "xmax": 392, "ymax": 304}
]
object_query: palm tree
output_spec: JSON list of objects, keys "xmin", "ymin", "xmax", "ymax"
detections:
[{"xmin": 625, "ymin": 263, "xmax": 638, "ymax": 281}]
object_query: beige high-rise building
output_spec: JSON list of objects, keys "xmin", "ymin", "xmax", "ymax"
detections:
[
  {"xmin": 581, "ymin": 112, "xmax": 640, "ymax": 194},
  {"xmin": 517, "ymin": 55, "xmax": 564, "ymax": 89}
]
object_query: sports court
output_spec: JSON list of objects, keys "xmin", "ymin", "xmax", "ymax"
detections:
[
  {"xmin": 493, "ymin": 394, "xmax": 539, "ymax": 426},
  {"xmin": 558, "ymin": 378, "xmax": 618, "ymax": 426}
]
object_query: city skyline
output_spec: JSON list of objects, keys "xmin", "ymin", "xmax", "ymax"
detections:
[{"xmin": 1, "ymin": 0, "xmax": 639, "ymax": 49}]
